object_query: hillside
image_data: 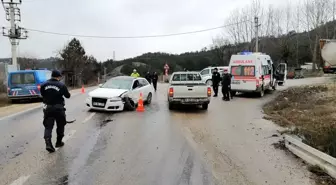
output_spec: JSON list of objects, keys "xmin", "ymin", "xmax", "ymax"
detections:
[{"xmin": 1, "ymin": 20, "xmax": 335, "ymax": 79}]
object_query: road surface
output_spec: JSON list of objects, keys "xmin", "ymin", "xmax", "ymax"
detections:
[{"xmin": 0, "ymin": 77, "xmax": 330, "ymax": 185}]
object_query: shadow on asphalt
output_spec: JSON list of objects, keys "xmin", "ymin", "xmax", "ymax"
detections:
[
  {"xmin": 169, "ymin": 105, "xmax": 208, "ymax": 114},
  {"xmin": 233, "ymin": 89, "xmax": 277, "ymax": 99},
  {"xmin": 10, "ymin": 98, "xmax": 43, "ymax": 104}
]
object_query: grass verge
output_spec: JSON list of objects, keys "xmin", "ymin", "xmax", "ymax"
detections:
[{"xmin": 263, "ymin": 83, "xmax": 336, "ymax": 184}]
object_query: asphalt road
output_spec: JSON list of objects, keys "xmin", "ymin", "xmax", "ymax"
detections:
[{"xmin": 0, "ymin": 77, "xmax": 330, "ymax": 185}]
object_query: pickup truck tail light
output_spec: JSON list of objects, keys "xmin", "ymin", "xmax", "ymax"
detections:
[
  {"xmin": 169, "ymin": 87, "xmax": 174, "ymax": 97},
  {"xmin": 207, "ymin": 87, "xmax": 211, "ymax": 97}
]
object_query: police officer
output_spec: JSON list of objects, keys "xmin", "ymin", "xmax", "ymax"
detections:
[
  {"xmin": 211, "ymin": 68, "xmax": 221, "ymax": 97},
  {"xmin": 152, "ymin": 71, "xmax": 159, "ymax": 91},
  {"xmin": 40, "ymin": 70, "xmax": 71, "ymax": 153},
  {"xmin": 145, "ymin": 71, "xmax": 152, "ymax": 84},
  {"xmin": 221, "ymin": 69, "xmax": 231, "ymax": 101}
]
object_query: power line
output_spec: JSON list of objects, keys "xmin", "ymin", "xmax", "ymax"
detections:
[{"xmin": 24, "ymin": 20, "xmax": 250, "ymax": 39}]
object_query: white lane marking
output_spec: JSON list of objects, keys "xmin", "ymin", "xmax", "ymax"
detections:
[
  {"xmin": 56, "ymin": 130, "xmax": 76, "ymax": 151},
  {"xmin": 82, "ymin": 112, "xmax": 96, "ymax": 123},
  {"xmin": 0, "ymin": 87, "xmax": 97, "ymax": 121},
  {"xmin": 8, "ymin": 175, "xmax": 30, "ymax": 185}
]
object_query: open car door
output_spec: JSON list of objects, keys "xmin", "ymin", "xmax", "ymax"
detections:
[{"xmin": 276, "ymin": 63, "xmax": 287, "ymax": 86}]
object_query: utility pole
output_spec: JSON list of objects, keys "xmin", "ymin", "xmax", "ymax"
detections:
[
  {"xmin": 254, "ymin": 16, "xmax": 261, "ymax": 52},
  {"xmin": 1, "ymin": 0, "xmax": 28, "ymax": 70}
]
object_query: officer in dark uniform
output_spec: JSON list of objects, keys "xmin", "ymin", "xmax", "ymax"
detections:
[
  {"xmin": 211, "ymin": 68, "xmax": 221, "ymax": 97},
  {"xmin": 152, "ymin": 71, "xmax": 159, "ymax": 91},
  {"xmin": 40, "ymin": 70, "xmax": 71, "ymax": 153},
  {"xmin": 221, "ymin": 69, "xmax": 231, "ymax": 101},
  {"xmin": 145, "ymin": 72, "xmax": 152, "ymax": 84}
]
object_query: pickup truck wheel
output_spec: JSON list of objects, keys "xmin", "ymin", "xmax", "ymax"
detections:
[
  {"xmin": 206, "ymin": 80, "xmax": 212, "ymax": 86},
  {"xmin": 201, "ymin": 104, "xmax": 208, "ymax": 110},
  {"xmin": 168, "ymin": 102, "xmax": 174, "ymax": 110},
  {"xmin": 123, "ymin": 97, "xmax": 136, "ymax": 111}
]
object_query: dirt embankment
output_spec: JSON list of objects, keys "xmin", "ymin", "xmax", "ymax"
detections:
[{"xmin": 263, "ymin": 84, "xmax": 336, "ymax": 185}]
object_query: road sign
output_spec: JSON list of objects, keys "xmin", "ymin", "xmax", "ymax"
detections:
[{"xmin": 164, "ymin": 63, "xmax": 169, "ymax": 76}]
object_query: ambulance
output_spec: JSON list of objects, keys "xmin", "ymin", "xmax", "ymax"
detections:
[{"xmin": 228, "ymin": 52, "xmax": 286, "ymax": 97}]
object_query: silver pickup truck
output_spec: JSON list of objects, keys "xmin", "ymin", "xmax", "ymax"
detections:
[{"xmin": 167, "ymin": 71, "xmax": 211, "ymax": 110}]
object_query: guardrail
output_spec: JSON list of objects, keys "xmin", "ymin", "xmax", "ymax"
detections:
[{"xmin": 284, "ymin": 134, "xmax": 336, "ymax": 178}]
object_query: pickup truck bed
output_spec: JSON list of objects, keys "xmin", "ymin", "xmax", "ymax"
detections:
[{"xmin": 167, "ymin": 72, "xmax": 211, "ymax": 110}]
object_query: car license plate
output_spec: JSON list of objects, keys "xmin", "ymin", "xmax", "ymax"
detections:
[
  {"xmin": 184, "ymin": 98, "xmax": 197, "ymax": 102},
  {"xmin": 232, "ymin": 80, "xmax": 240, "ymax": 84},
  {"xmin": 93, "ymin": 102, "xmax": 105, "ymax": 106}
]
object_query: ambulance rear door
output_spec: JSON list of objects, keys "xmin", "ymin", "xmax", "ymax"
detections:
[{"xmin": 229, "ymin": 55, "xmax": 257, "ymax": 92}]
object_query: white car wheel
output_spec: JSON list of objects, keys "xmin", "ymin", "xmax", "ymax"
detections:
[{"xmin": 206, "ymin": 80, "xmax": 212, "ymax": 86}]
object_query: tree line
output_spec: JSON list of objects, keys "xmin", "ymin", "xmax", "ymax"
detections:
[{"xmin": 1, "ymin": 0, "xmax": 334, "ymax": 86}]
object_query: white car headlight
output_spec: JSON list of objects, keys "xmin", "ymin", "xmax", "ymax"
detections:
[{"xmin": 109, "ymin": 97, "xmax": 122, "ymax": 102}]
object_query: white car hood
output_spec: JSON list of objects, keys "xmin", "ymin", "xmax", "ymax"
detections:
[{"xmin": 89, "ymin": 88, "xmax": 128, "ymax": 98}]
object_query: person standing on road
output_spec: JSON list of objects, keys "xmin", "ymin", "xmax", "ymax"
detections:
[
  {"xmin": 145, "ymin": 71, "xmax": 152, "ymax": 84},
  {"xmin": 221, "ymin": 69, "xmax": 231, "ymax": 101},
  {"xmin": 152, "ymin": 71, "xmax": 158, "ymax": 91},
  {"xmin": 40, "ymin": 70, "xmax": 71, "ymax": 153},
  {"xmin": 229, "ymin": 73, "xmax": 234, "ymax": 99},
  {"xmin": 211, "ymin": 68, "xmax": 221, "ymax": 97},
  {"xmin": 130, "ymin": 69, "xmax": 140, "ymax": 77}
]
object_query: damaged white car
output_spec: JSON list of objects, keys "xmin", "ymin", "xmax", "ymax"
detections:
[{"xmin": 86, "ymin": 76, "xmax": 154, "ymax": 111}]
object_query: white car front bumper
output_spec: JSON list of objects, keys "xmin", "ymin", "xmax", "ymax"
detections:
[{"xmin": 86, "ymin": 96, "xmax": 125, "ymax": 111}]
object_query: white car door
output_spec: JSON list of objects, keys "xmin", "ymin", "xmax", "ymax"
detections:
[
  {"xmin": 139, "ymin": 79, "xmax": 151, "ymax": 98},
  {"xmin": 130, "ymin": 79, "xmax": 142, "ymax": 103}
]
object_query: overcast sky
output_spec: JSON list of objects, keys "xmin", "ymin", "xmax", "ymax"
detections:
[{"xmin": 0, "ymin": 0, "xmax": 286, "ymax": 61}]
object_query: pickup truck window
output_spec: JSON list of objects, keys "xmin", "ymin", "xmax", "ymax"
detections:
[{"xmin": 172, "ymin": 73, "xmax": 202, "ymax": 81}]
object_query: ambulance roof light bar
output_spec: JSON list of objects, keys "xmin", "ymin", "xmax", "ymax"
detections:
[{"xmin": 238, "ymin": 51, "xmax": 253, "ymax": 55}]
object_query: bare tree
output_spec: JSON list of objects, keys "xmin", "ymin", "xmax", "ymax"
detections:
[
  {"xmin": 303, "ymin": 0, "xmax": 332, "ymax": 70},
  {"xmin": 211, "ymin": 35, "xmax": 232, "ymax": 65}
]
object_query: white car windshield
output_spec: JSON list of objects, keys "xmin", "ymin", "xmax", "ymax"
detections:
[{"xmin": 101, "ymin": 79, "xmax": 133, "ymax": 89}]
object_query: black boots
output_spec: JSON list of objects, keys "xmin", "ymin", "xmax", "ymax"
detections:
[
  {"xmin": 55, "ymin": 136, "xmax": 64, "ymax": 148},
  {"xmin": 45, "ymin": 136, "xmax": 64, "ymax": 153},
  {"xmin": 45, "ymin": 138, "xmax": 55, "ymax": 153}
]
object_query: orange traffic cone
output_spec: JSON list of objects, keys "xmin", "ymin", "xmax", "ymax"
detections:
[
  {"xmin": 136, "ymin": 93, "xmax": 145, "ymax": 112},
  {"xmin": 81, "ymin": 85, "xmax": 85, "ymax": 94}
]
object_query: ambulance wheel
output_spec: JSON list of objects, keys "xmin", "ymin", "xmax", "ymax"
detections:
[{"xmin": 278, "ymin": 82, "xmax": 283, "ymax": 86}]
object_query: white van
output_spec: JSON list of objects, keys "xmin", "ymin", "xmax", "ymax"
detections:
[
  {"xmin": 228, "ymin": 52, "xmax": 286, "ymax": 97},
  {"xmin": 200, "ymin": 66, "xmax": 229, "ymax": 85}
]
